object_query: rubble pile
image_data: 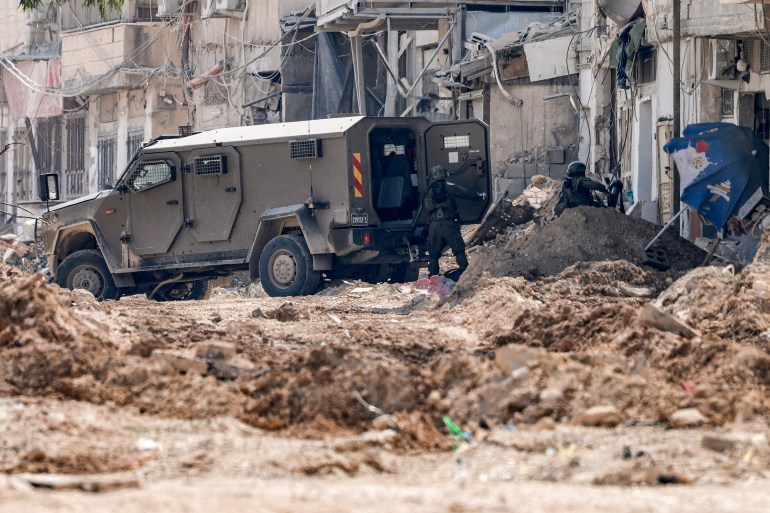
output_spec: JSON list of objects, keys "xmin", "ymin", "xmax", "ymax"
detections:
[{"xmin": 464, "ymin": 205, "xmax": 705, "ymax": 283}]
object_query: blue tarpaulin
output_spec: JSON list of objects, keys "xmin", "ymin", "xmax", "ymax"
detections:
[{"xmin": 663, "ymin": 122, "xmax": 769, "ymax": 230}]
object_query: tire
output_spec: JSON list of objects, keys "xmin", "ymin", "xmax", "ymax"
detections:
[
  {"xmin": 259, "ymin": 234, "xmax": 320, "ymax": 297},
  {"xmin": 148, "ymin": 280, "xmax": 210, "ymax": 301},
  {"xmin": 56, "ymin": 249, "xmax": 120, "ymax": 301}
]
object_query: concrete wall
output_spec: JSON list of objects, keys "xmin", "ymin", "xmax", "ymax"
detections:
[
  {"xmin": 190, "ymin": 0, "xmax": 311, "ymax": 128},
  {"xmin": 61, "ymin": 23, "xmax": 180, "ymax": 88},
  {"xmin": 645, "ymin": 0, "xmax": 759, "ymax": 40},
  {"xmin": 488, "ymin": 80, "xmax": 577, "ymax": 195}
]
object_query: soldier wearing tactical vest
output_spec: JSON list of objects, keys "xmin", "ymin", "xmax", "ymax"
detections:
[
  {"xmin": 554, "ymin": 161, "xmax": 609, "ymax": 216},
  {"xmin": 424, "ymin": 165, "xmax": 485, "ymax": 278}
]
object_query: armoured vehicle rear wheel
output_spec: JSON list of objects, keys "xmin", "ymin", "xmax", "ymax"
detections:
[
  {"xmin": 148, "ymin": 280, "xmax": 210, "ymax": 301},
  {"xmin": 56, "ymin": 249, "xmax": 119, "ymax": 301},
  {"xmin": 259, "ymin": 234, "xmax": 319, "ymax": 297}
]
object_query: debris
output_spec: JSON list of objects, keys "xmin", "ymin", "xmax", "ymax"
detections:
[
  {"xmin": 194, "ymin": 341, "xmax": 236, "ymax": 360},
  {"xmin": 152, "ymin": 350, "xmax": 208, "ymax": 375},
  {"xmin": 669, "ymin": 408, "xmax": 707, "ymax": 428},
  {"xmin": 350, "ymin": 287, "xmax": 373, "ymax": 294},
  {"xmin": 637, "ymin": 303, "xmax": 700, "ymax": 339},
  {"xmin": 209, "ymin": 356, "xmax": 256, "ymax": 380},
  {"xmin": 398, "ymin": 275, "xmax": 456, "ymax": 296},
  {"xmin": 578, "ymin": 405, "xmax": 623, "ymax": 427},
  {"xmin": 19, "ymin": 472, "xmax": 140, "ymax": 492},
  {"xmin": 701, "ymin": 435, "xmax": 736, "ymax": 453},
  {"xmin": 327, "ymin": 312, "xmax": 342, "ymax": 324},
  {"xmin": 251, "ymin": 308, "xmax": 265, "ymax": 318}
]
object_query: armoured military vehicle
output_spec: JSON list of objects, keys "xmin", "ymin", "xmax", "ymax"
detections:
[{"xmin": 40, "ymin": 116, "xmax": 491, "ymax": 299}]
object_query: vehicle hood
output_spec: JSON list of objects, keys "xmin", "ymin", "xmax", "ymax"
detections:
[{"xmin": 50, "ymin": 190, "xmax": 110, "ymax": 211}]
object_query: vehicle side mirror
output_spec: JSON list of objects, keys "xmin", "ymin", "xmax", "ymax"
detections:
[{"xmin": 39, "ymin": 173, "xmax": 59, "ymax": 202}]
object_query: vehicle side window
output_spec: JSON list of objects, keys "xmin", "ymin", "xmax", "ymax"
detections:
[{"xmin": 127, "ymin": 160, "xmax": 174, "ymax": 192}]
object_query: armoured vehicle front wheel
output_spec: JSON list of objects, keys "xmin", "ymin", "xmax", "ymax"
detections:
[
  {"xmin": 148, "ymin": 280, "xmax": 210, "ymax": 301},
  {"xmin": 259, "ymin": 234, "xmax": 320, "ymax": 297},
  {"xmin": 56, "ymin": 249, "xmax": 120, "ymax": 301}
]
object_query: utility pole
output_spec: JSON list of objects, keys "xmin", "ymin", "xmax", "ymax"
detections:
[{"xmin": 672, "ymin": 0, "xmax": 682, "ymax": 231}]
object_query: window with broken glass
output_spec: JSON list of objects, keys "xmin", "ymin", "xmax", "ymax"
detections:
[
  {"xmin": 64, "ymin": 114, "xmax": 86, "ymax": 199},
  {"xmin": 97, "ymin": 135, "xmax": 117, "ymax": 190},
  {"xmin": 634, "ymin": 47, "xmax": 656, "ymax": 85}
]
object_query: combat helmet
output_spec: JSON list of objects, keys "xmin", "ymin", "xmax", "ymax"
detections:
[
  {"xmin": 430, "ymin": 164, "xmax": 448, "ymax": 181},
  {"xmin": 566, "ymin": 161, "xmax": 586, "ymax": 178}
]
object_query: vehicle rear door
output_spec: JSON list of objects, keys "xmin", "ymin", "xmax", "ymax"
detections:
[
  {"xmin": 125, "ymin": 154, "xmax": 184, "ymax": 255},
  {"xmin": 423, "ymin": 120, "xmax": 491, "ymax": 223}
]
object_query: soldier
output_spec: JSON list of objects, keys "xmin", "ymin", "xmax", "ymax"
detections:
[
  {"xmin": 554, "ymin": 161, "xmax": 609, "ymax": 216},
  {"xmin": 424, "ymin": 165, "xmax": 485, "ymax": 278}
]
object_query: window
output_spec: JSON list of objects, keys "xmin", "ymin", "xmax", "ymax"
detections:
[
  {"xmin": 127, "ymin": 160, "xmax": 174, "ymax": 192},
  {"xmin": 761, "ymin": 40, "xmax": 770, "ymax": 74},
  {"xmin": 383, "ymin": 143, "xmax": 405, "ymax": 155},
  {"xmin": 14, "ymin": 129, "xmax": 33, "ymax": 202},
  {"xmin": 65, "ymin": 115, "xmax": 86, "ymax": 199},
  {"xmin": 443, "ymin": 135, "xmax": 470, "ymax": 149},
  {"xmin": 97, "ymin": 135, "xmax": 117, "ymax": 190},
  {"xmin": 36, "ymin": 117, "xmax": 62, "ymax": 178},
  {"xmin": 721, "ymin": 88, "xmax": 735, "ymax": 117},
  {"xmin": 127, "ymin": 130, "xmax": 144, "ymax": 161},
  {"xmin": 194, "ymin": 155, "xmax": 227, "ymax": 175},
  {"xmin": 635, "ymin": 47, "xmax": 656, "ymax": 84},
  {"xmin": 740, "ymin": 40, "xmax": 753, "ymax": 70}
]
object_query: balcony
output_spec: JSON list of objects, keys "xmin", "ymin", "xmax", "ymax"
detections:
[{"xmin": 316, "ymin": 1, "xmax": 561, "ymax": 31}]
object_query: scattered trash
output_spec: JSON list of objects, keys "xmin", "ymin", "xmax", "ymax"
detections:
[
  {"xmin": 398, "ymin": 275, "xmax": 456, "ymax": 296},
  {"xmin": 442, "ymin": 415, "xmax": 472, "ymax": 451},
  {"xmin": 327, "ymin": 312, "xmax": 342, "ymax": 324},
  {"xmin": 680, "ymin": 381, "xmax": 696, "ymax": 393}
]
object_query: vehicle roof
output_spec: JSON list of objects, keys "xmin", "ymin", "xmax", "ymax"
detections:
[{"xmin": 147, "ymin": 116, "xmax": 366, "ymax": 152}]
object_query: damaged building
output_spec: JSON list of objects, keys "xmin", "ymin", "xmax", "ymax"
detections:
[{"xmin": 578, "ymin": 0, "xmax": 770, "ymax": 240}]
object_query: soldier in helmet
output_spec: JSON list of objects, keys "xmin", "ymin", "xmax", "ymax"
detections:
[
  {"xmin": 424, "ymin": 165, "xmax": 485, "ymax": 278},
  {"xmin": 554, "ymin": 161, "xmax": 609, "ymax": 216}
]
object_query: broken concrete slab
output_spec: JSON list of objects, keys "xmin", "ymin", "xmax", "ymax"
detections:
[
  {"xmin": 669, "ymin": 408, "xmax": 707, "ymax": 428},
  {"xmin": 579, "ymin": 405, "xmax": 622, "ymax": 427},
  {"xmin": 495, "ymin": 344, "xmax": 543, "ymax": 377},
  {"xmin": 637, "ymin": 304, "xmax": 700, "ymax": 339},
  {"xmin": 152, "ymin": 349, "xmax": 208, "ymax": 375},
  {"xmin": 194, "ymin": 341, "xmax": 236, "ymax": 361},
  {"xmin": 209, "ymin": 356, "xmax": 255, "ymax": 380}
]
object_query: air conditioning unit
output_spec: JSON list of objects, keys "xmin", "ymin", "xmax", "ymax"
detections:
[
  {"xmin": 157, "ymin": 0, "xmax": 181, "ymax": 16},
  {"xmin": 215, "ymin": 0, "xmax": 240, "ymax": 11},
  {"xmin": 201, "ymin": 0, "xmax": 217, "ymax": 18},
  {"xmin": 708, "ymin": 39, "xmax": 736, "ymax": 80}
]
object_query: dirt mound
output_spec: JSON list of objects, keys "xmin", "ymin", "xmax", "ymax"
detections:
[{"xmin": 463, "ymin": 206, "xmax": 705, "ymax": 283}]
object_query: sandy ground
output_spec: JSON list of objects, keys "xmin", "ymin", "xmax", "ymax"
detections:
[{"xmin": 1, "ymin": 198, "xmax": 769, "ymax": 511}]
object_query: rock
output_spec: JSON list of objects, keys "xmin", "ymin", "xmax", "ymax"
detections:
[
  {"xmin": 701, "ymin": 435, "xmax": 736, "ymax": 453},
  {"xmin": 425, "ymin": 390, "xmax": 442, "ymax": 408},
  {"xmin": 579, "ymin": 405, "xmax": 622, "ymax": 427},
  {"xmin": 251, "ymin": 308, "xmax": 265, "ymax": 318},
  {"xmin": 539, "ymin": 388, "xmax": 564, "ymax": 404},
  {"xmin": 195, "ymin": 341, "xmax": 236, "ymax": 361},
  {"xmin": 3, "ymin": 248, "xmax": 20, "ymax": 265},
  {"xmin": 669, "ymin": 408, "xmax": 707, "ymax": 428},
  {"xmin": 152, "ymin": 349, "xmax": 208, "ymax": 374},
  {"xmin": 638, "ymin": 304, "xmax": 699, "ymax": 339},
  {"xmin": 242, "ymin": 282, "xmax": 265, "ymax": 298},
  {"xmin": 209, "ymin": 356, "xmax": 255, "ymax": 380},
  {"xmin": 495, "ymin": 344, "xmax": 542, "ymax": 376},
  {"xmin": 372, "ymin": 414, "xmax": 399, "ymax": 431}
]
